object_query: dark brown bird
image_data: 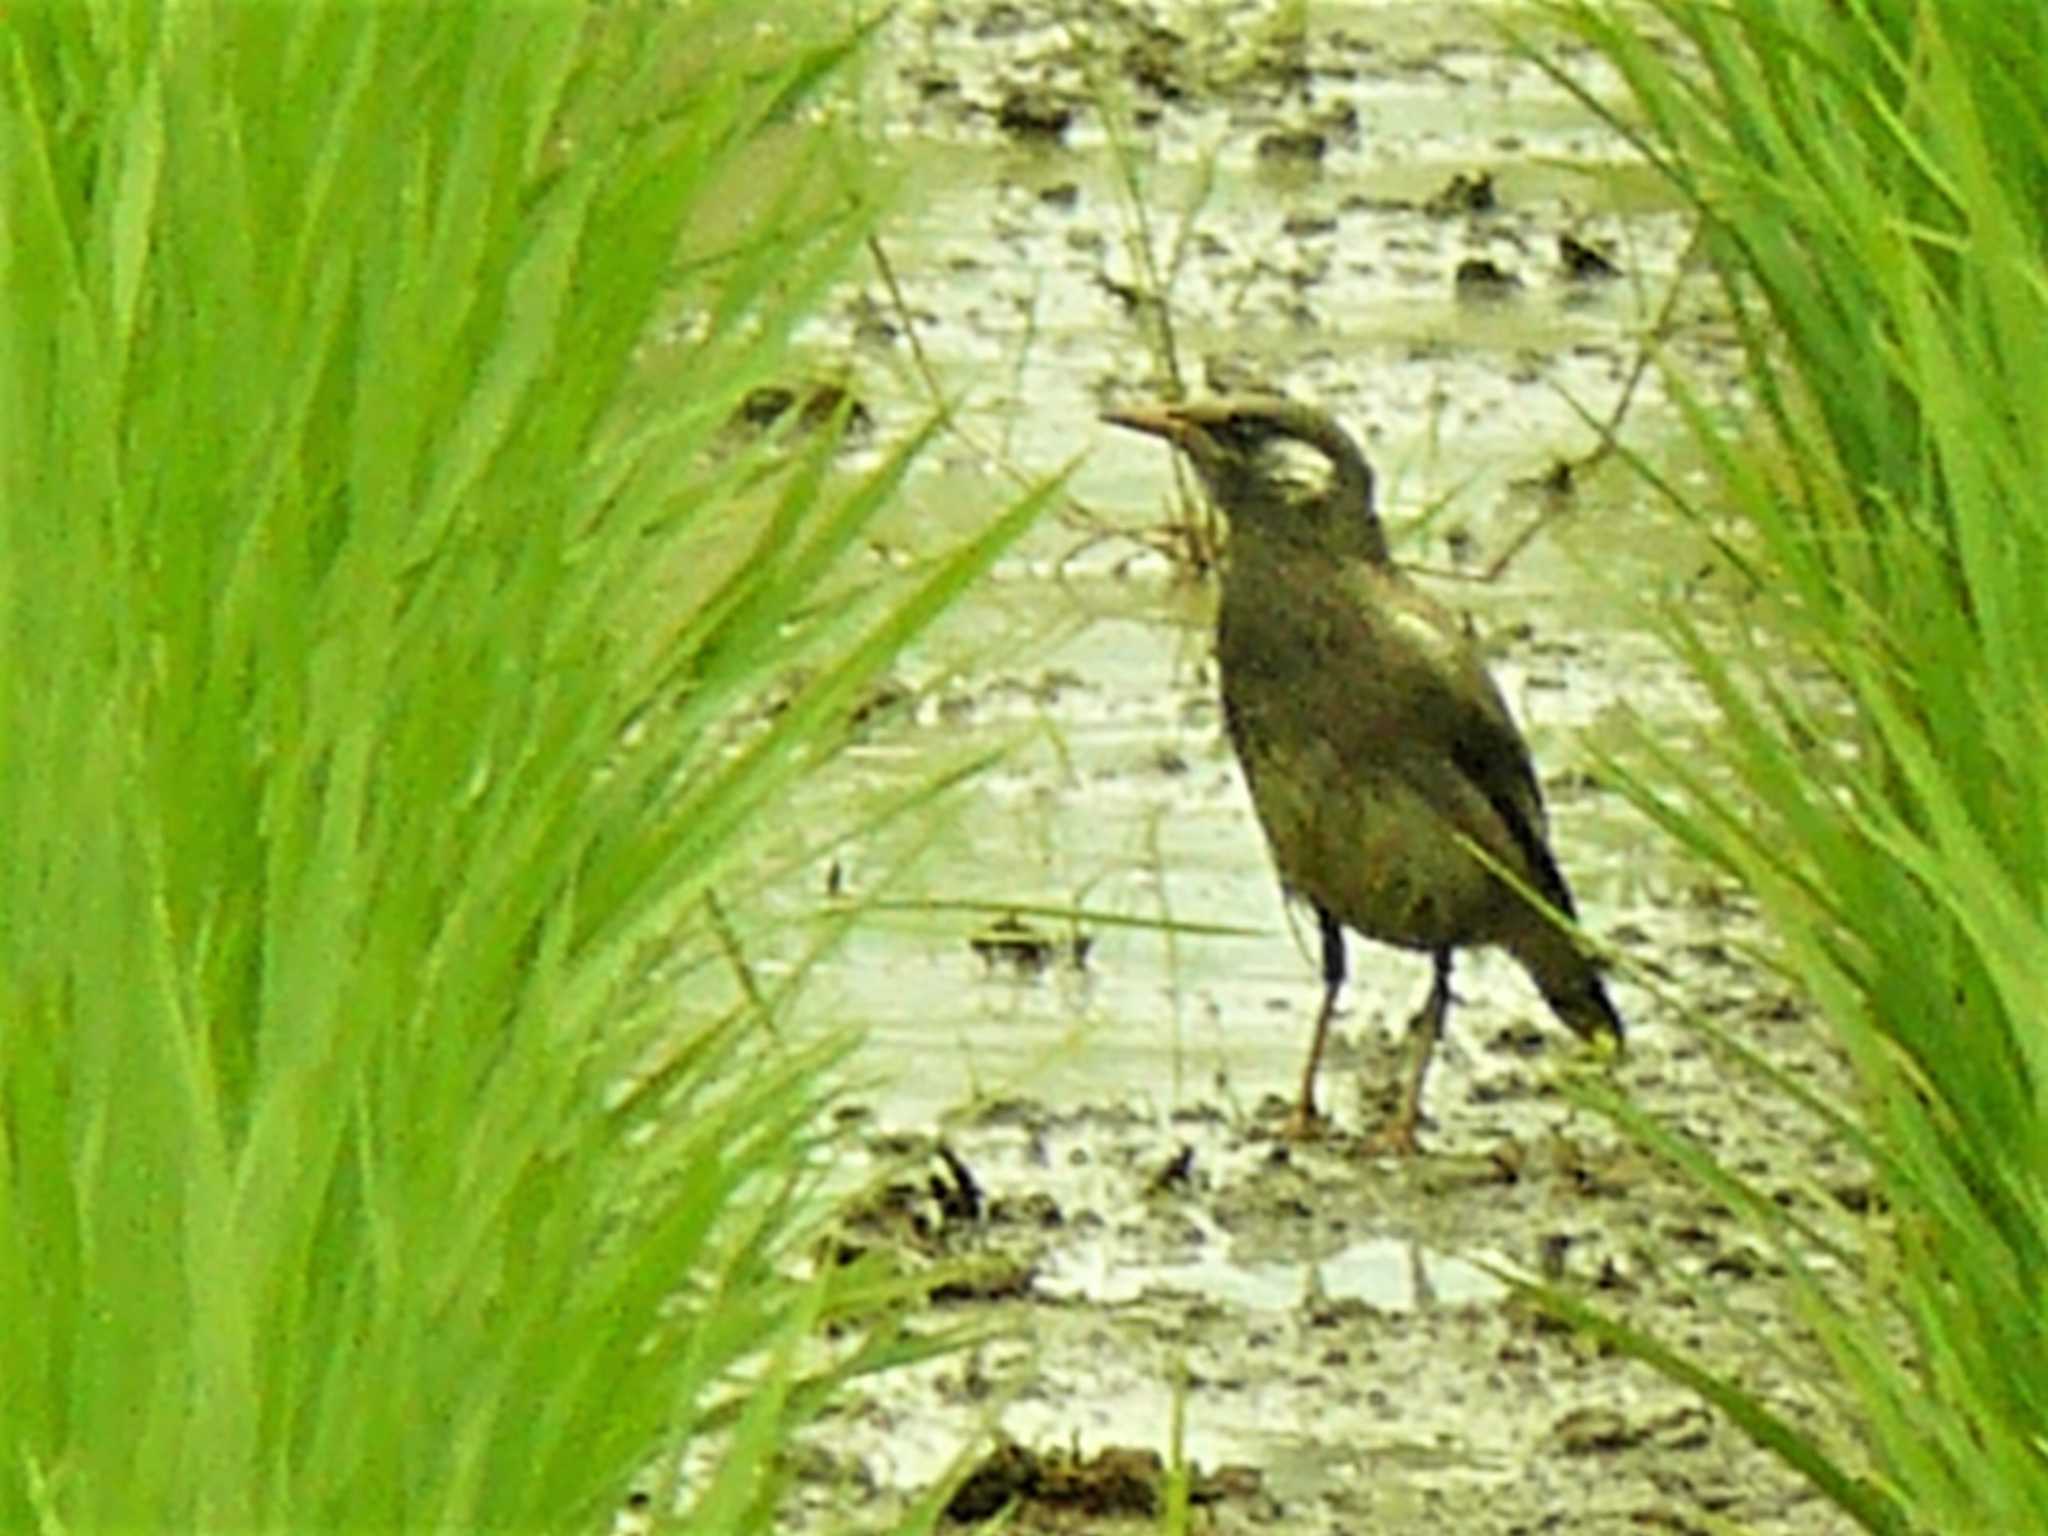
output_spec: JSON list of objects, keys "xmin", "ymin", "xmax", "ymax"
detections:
[{"xmin": 1104, "ymin": 395, "xmax": 1623, "ymax": 1151}]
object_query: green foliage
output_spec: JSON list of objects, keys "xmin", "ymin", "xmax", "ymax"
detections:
[
  {"xmin": 1531, "ymin": 1, "xmax": 2048, "ymax": 1530},
  {"xmin": 0, "ymin": 3, "xmax": 1049, "ymax": 1531}
]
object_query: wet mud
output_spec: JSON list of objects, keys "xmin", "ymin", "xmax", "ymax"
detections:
[{"xmin": 709, "ymin": 3, "xmax": 1864, "ymax": 1532}]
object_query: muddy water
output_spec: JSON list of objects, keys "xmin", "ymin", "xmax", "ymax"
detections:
[{"xmin": 736, "ymin": 4, "xmax": 1860, "ymax": 1533}]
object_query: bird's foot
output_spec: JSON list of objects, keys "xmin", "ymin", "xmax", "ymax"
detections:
[
  {"xmin": 1280, "ymin": 1102, "xmax": 1329, "ymax": 1142},
  {"xmin": 1360, "ymin": 1116, "xmax": 1424, "ymax": 1157}
]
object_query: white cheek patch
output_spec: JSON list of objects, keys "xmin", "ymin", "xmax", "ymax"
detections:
[{"xmin": 1261, "ymin": 439, "xmax": 1337, "ymax": 501}]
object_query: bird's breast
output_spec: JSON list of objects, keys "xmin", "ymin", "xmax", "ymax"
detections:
[{"xmin": 1216, "ymin": 553, "xmax": 1402, "ymax": 733}]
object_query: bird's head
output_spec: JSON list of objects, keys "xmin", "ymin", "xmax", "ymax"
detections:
[{"xmin": 1102, "ymin": 394, "xmax": 1386, "ymax": 563}]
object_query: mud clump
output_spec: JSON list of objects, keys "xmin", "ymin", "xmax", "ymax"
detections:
[
  {"xmin": 1560, "ymin": 232, "xmax": 1623, "ymax": 281},
  {"xmin": 728, "ymin": 381, "xmax": 872, "ymax": 440},
  {"xmin": 970, "ymin": 911, "xmax": 1094, "ymax": 976},
  {"xmin": 944, "ymin": 1438, "xmax": 1263, "ymax": 1526},
  {"xmin": 1426, "ymin": 169, "xmax": 1498, "ymax": 215},
  {"xmin": 1454, "ymin": 257, "xmax": 1525, "ymax": 298},
  {"xmin": 1254, "ymin": 128, "xmax": 1327, "ymax": 163},
  {"xmin": 995, "ymin": 85, "xmax": 1076, "ymax": 141}
]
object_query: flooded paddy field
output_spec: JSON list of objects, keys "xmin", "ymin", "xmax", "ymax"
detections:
[{"xmin": 680, "ymin": 4, "xmax": 1866, "ymax": 1532}]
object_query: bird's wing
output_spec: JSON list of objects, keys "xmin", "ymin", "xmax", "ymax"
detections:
[{"xmin": 1333, "ymin": 571, "xmax": 1579, "ymax": 918}]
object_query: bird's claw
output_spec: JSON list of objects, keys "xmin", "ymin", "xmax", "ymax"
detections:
[
  {"xmin": 1361, "ymin": 1118, "xmax": 1424, "ymax": 1157},
  {"xmin": 1281, "ymin": 1103, "xmax": 1328, "ymax": 1142}
]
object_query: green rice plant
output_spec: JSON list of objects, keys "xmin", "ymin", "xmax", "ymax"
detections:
[
  {"xmin": 1070, "ymin": 54, "xmax": 1229, "ymax": 571},
  {"xmin": 0, "ymin": 4, "xmax": 1052, "ymax": 1531},
  {"xmin": 1520, "ymin": 1, "xmax": 2048, "ymax": 1530}
]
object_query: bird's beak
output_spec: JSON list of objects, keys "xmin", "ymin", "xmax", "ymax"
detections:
[{"xmin": 1100, "ymin": 402, "xmax": 1189, "ymax": 445}]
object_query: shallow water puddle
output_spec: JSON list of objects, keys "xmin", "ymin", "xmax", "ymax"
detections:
[{"xmin": 1041, "ymin": 1229, "xmax": 1509, "ymax": 1309}]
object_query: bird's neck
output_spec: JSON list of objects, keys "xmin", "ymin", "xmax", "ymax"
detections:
[
  {"xmin": 1325, "ymin": 454, "xmax": 1386, "ymax": 562},
  {"xmin": 1233, "ymin": 483, "xmax": 1389, "ymax": 566}
]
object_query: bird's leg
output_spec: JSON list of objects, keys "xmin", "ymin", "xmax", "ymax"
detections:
[
  {"xmin": 1285, "ymin": 905, "xmax": 1347, "ymax": 1140},
  {"xmin": 1366, "ymin": 948, "xmax": 1453, "ymax": 1156}
]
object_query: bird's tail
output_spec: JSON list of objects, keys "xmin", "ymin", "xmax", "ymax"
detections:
[
  {"xmin": 1541, "ymin": 967, "xmax": 1626, "ymax": 1052},
  {"xmin": 1515, "ymin": 925, "xmax": 1626, "ymax": 1050}
]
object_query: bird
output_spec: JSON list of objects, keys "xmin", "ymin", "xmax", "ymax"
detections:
[{"xmin": 1102, "ymin": 395, "xmax": 1623, "ymax": 1152}]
